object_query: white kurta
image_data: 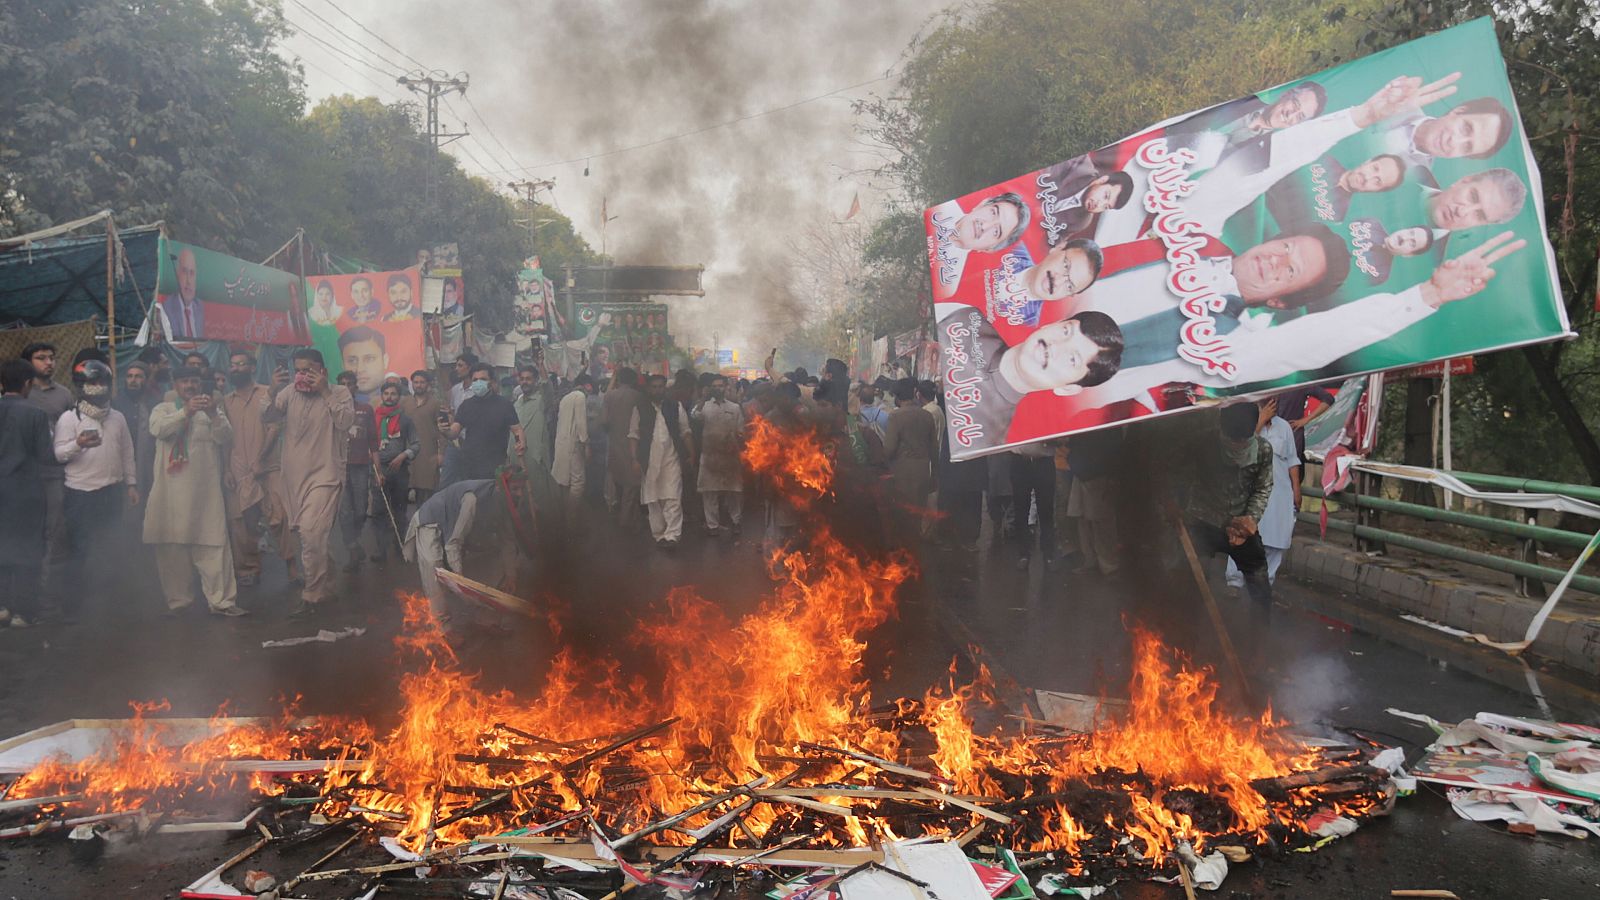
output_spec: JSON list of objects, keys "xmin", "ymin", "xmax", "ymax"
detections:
[
  {"xmin": 551, "ymin": 389, "xmax": 588, "ymax": 487},
  {"xmin": 1257, "ymin": 417, "xmax": 1301, "ymax": 549},
  {"xmin": 630, "ymin": 405, "xmax": 689, "ymax": 505}
]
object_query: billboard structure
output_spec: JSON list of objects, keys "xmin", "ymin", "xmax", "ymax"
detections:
[
  {"xmin": 926, "ymin": 18, "xmax": 1569, "ymax": 459},
  {"xmin": 566, "ymin": 302, "xmax": 671, "ymax": 380},
  {"xmin": 148, "ymin": 238, "xmax": 310, "ymax": 345}
]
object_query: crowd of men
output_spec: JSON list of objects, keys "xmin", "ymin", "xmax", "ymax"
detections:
[{"xmin": 0, "ymin": 340, "xmax": 1310, "ymax": 632}]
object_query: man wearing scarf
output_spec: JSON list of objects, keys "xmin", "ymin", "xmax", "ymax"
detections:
[
  {"xmin": 52, "ymin": 360, "xmax": 138, "ymax": 623},
  {"xmin": 372, "ymin": 380, "xmax": 419, "ymax": 562},
  {"xmin": 143, "ymin": 366, "xmax": 245, "ymax": 616},
  {"xmin": 263, "ymin": 349, "xmax": 355, "ymax": 616}
]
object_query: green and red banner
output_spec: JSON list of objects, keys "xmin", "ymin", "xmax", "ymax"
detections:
[
  {"xmin": 151, "ymin": 237, "xmax": 310, "ymax": 345},
  {"xmin": 927, "ymin": 17, "xmax": 1569, "ymax": 460}
]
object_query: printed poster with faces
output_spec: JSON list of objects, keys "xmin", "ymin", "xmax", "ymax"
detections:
[
  {"xmin": 303, "ymin": 268, "xmax": 425, "ymax": 405},
  {"xmin": 926, "ymin": 17, "xmax": 1568, "ymax": 459}
]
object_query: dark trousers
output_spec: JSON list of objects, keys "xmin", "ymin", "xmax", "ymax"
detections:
[
  {"xmin": 1, "ymin": 563, "xmax": 43, "ymax": 621},
  {"xmin": 1189, "ymin": 518, "xmax": 1273, "ymax": 608},
  {"xmin": 373, "ymin": 468, "xmax": 409, "ymax": 559},
  {"xmin": 341, "ymin": 464, "xmax": 375, "ymax": 557},
  {"xmin": 1010, "ymin": 455, "xmax": 1056, "ymax": 559},
  {"xmin": 62, "ymin": 484, "xmax": 126, "ymax": 613},
  {"xmin": 943, "ymin": 490, "xmax": 983, "ymax": 546}
]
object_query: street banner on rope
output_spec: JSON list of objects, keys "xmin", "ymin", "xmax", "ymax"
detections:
[
  {"xmin": 926, "ymin": 17, "xmax": 1569, "ymax": 459},
  {"xmin": 304, "ymin": 268, "xmax": 425, "ymax": 403},
  {"xmin": 149, "ymin": 237, "xmax": 311, "ymax": 345},
  {"xmin": 566, "ymin": 302, "xmax": 671, "ymax": 380}
]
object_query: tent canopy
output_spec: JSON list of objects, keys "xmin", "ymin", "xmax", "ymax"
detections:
[{"xmin": 0, "ymin": 215, "xmax": 160, "ymax": 332}]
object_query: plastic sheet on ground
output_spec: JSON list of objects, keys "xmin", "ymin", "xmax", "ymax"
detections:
[{"xmin": 260, "ymin": 627, "xmax": 366, "ymax": 648}]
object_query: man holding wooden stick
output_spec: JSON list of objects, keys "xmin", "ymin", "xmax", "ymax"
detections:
[{"xmin": 1178, "ymin": 404, "xmax": 1277, "ymax": 610}]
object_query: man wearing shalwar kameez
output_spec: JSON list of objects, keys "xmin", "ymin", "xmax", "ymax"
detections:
[
  {"xmin": 143, "ymin": 366, "xmax": 245, "ymax": 616},
  {"xmin": 263, "ymin": 349, "xmax": 354, "ymax": 616}
]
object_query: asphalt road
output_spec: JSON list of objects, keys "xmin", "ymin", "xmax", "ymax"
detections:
[{"xmin": 0, "ymin": 505, "xmax": 1596, "ymax": 899}]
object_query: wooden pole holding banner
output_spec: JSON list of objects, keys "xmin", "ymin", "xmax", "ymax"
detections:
[
  {"xmin": 1166, "ymin": 504, "xmax": 1254, "ymax": 705},
  {"xmin": 105, "ymin": 216, "xmax": 116, "ymax": 371}
]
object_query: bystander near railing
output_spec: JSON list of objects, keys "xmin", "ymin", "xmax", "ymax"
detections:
[{"xmin": 1300, "ymin": 467, "xmax": 1600, "ymax": 599}]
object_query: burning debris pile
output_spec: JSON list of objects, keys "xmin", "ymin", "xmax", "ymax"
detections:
[{"xmin": 0, "ymin": 422, "xmax": 1405, "ymax": 897}]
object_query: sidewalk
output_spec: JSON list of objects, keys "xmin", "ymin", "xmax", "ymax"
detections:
[{"xmin": 1280, "ymin": 533, "xmax": 1600, "ymax": 676}]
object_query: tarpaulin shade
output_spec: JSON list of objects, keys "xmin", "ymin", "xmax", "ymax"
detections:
[{"xmin": 0, "ymin": 224, "xmax": 160, "ymax": 330}]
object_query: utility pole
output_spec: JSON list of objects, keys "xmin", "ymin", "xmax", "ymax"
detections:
[
  {"xmin": 398, "ymin": 70, "xmax": 470, "ymax": 209},
  {"xmin": 508, "ymin": 178, "xmax": 556, "ymax": 253}
]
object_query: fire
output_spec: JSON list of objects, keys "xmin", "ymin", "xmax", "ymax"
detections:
[{"xmin": 6, "ymin": 420, "xmax": 1390, "ymax": 882}]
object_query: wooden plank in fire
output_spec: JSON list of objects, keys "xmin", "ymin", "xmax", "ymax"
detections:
[
  {"xmin": 796, "ymin": 742, "xmax": 952, "ymax": 786},
  {"xmin": 483, "ymin": 835, "xmax": 886, "ymax": 868},
  {"xmin": 561, "ymin": 718, "xmax": 679, "ymax": 771},
  {"xmin": 910, "ymin": 786, "xmax": 1014, "ymax": 824},
  {"xmin": 751, "ymin": 786, "xmax": 1000, "ymax": 804}
]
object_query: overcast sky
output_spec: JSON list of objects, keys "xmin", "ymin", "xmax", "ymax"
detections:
[{"xmin": 278, "ymin": 0, "xmax": 949, "ymax": 355}]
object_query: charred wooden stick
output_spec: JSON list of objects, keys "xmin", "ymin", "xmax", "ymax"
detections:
[
  {"xmin": 795, "ymin": 741, "xmax": 949, "ymax": 785},
  {"xmin": 282, "ymin": 831, "xmax": 363, "ymax": 892},
  {"xmin": 911, "ymin": 786, "xmax": 1014, "ymax": 824},
  {"xmin": 455, "ymin": 753, "xmax": 538, "ymax": 770},
  {"xmin": 0, "ymin": 793, "xmax": 82, "ymax": 814},
  {"xmin": 1252, "ymin": 764, "xmax": 1384, "ymax": 795},
  {"xmin": 562, "ymin": 718, "xmax": 679, "ymax": 771},
  {"xmin": 1169, "ymin": 509, "xmax": 1255, "ymax": 706},
  {"xmin": 295, "ymin": 851, "xmax": 514, "ymax": 882},
  {"xmin": 496, "ymin": 722, "xmax": 580, "ymax": 751},
  {"xmin": 615, "ymin": 779, "xmax": 764, "ymax": 848},
  {"xmin": 433, "ymin": 791, "xmax": 513, "ymax": 830},
  {"xmin": 1391, "ymin": 892, "xmax": 1459, "ymax": 899}
]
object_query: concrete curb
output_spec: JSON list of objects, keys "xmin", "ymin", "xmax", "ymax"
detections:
[{"xmin": 1281, "ymin": 536, "xmax": 1600, "ymax": 676}]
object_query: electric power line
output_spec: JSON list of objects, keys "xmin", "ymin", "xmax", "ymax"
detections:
[
  {"xmin": 463, "ymin": 93, "xmax": 528, "ymax": 171},
  {"xmin": 441, "ymin": 97, "xmax": 517, "ymax": 178},
  {"xmin": 287, "ymin": 26, "xmax": 411, "ymax": 103},
  {"xmin": 479, "ymin": 70, "xmax": 895, "ymax": 177},
  {"xmin": 285, "ymin": 14, "xmax": 408, "ymax": 83},
  {"xmin": 314, "ymin": 0, "xmax": 432, "ymax": 71}
]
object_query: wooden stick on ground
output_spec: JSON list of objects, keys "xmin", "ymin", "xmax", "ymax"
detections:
[{"xmin": 1169, "ymin": 508, "xmax": 1254, "ymax": 704}]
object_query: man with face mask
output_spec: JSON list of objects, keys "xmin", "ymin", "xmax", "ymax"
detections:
[
  {"xmin": 221, "ymin": 351, "xmax": 275, "ymax": 586},
  {"xmin": 50, "ymin": 360, "xmax": 138, "ymax": 622},
  {"xmin": 263, "ymin": 349, "xmax": 355, "ymax": 616},
  {"xmin": 448, "ymin": 363, "xmax": 524, "ymax": 483},
  {"xmin": 143, "ymin": 365, "xmax": 245, "ymax": 616},
  {"xmin": 691, "ymin": 375, "xmax": 744, "ymax": 537}
]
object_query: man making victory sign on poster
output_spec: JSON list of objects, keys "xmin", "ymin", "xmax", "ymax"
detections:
[{"xmin": 1077, "ymin": 231, "xmax": 1528, "ymax": 410}]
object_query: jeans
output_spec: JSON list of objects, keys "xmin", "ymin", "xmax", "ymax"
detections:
[
  {"xmin": 341, "ymin": 464, "xmax": 375, "ymax": 559},
  {"xmin": 1188, "ymin": 518, "xmax": 1273, "ymax": 609}
]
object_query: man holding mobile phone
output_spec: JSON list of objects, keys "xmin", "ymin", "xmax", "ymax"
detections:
[{"xmin": 51, "ymin": 360, "xmax": 138, "ymax": 623}]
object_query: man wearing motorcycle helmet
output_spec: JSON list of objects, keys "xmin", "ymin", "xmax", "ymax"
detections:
[{"xmin": 51, "ymin": 359, "xmax": 139, "ymax": 622}]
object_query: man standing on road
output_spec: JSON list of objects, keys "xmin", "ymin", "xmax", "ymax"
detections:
[
  {"xmin": 53, "ymin": 360, "xmax": 138, "ymax": 622},
  {"xmin": 1181, "ymin": 404, "xmax": 1277, "ymax": 610},
  {"xmin": 143, "ymin": 366, "xmax": 245, "ymax": 616},
  {"xmin": 603, "ymin": 367, "xmax": 644, "ymax": 529},
  {"xmin": 630, "ymin": 373, "xmax": 694, "ymax": 549},
  {"xmin": 115, "ymin": 360, "xmax": 160, "ymax": 505},
  {"xmin": 263, "ymin": 349, "xmax": 354, "ymax": 616},
  {"xmin": 449, "ymin": 362, "xmax": 524, "ymax": 482},
  {"xmin": 20, "ymin": 342, "xmax": 73, "ymax": 611},
  {"xmin": 882, "ymin": 379, "xmax": 937, "ymax": 542},
  {"xmin": 692, "ymin": 375, "xmax": 744, "ymax": 537},
  {"xmin": 552, "ymin": 373, "xmax": 592, "ymax": 530},
  {"xmin": 221, "ymin": 350, "xmax": 274, "ymax": 587},
  {"xmin": 405, "ymin": 370, "xmax": 445, "ymax": 509},
  {"xmin": 372, "ymin": 380, "xmax": 418, "ymax": 562},
  {"xmin": 335, "ymin": 371, "xmax": 380, "ymax": 571},
  {"xmin": 511, "ymin": 363, "xmax": 556, "ymax": 511},
  {"xmin": 0, "ymin": 361, "xmax": 58, "ymax": 628}
]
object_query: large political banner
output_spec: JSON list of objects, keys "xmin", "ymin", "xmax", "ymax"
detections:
[
  {"xmin": 150, "ymin": 238, "xmax": 310, "ymax": 345},
  {"xmin": 927, "ymin": 17, "xmax": 1569, "ymax": 459},
  {"xmin": 568, "ymin": 302, "xmax": 670, "ymax": 380},
  {"xmin": 304, "ymin": 268, "xmax": 425, "ymax": 403}
]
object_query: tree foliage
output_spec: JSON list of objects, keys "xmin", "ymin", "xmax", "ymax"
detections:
[{"xmin": 0, "ymin": 0, "xmax": 595, "ymax": 334}]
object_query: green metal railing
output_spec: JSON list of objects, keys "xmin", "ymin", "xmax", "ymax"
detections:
[{"xmin": 1304, "ymin": 469, "xmax": 1600, "ymax": 598}]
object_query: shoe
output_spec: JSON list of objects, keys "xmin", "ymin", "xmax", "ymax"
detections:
[
  {"xmin": 1015, "ymin": 556, "xmax": 1031, "ymax": 572},
  {"xmin": 663, "ymin": 539, "xmax": 680, "ymax": 552},
  {"xmin": 705, "ymin": 526, "xmax": 722, "ymax": 537},
  {"xmin": 8, "ymin": 615, "xmax": 30, "ymax": 629},
  {"xmin": 728, "ymin": 523, "xmax": 741, "ymax": 537},
  {"xmin": 212, "ymin": 606, "xmax": 251, "ymax": 617}
]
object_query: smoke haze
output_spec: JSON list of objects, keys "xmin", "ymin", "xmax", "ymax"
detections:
[{"xmin": 281, "ymin": 0, "xmax": 949, "ymax": 355}]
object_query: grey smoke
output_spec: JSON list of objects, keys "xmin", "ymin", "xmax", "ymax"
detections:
[{"xmin": 283, "ymin": 0, "xmax": 949, "ymax": 352}]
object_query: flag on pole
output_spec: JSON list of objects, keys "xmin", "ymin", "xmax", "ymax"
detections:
[{"xmin": 843, "ymin": 192, "xmax": 861, "ymax": 221}]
